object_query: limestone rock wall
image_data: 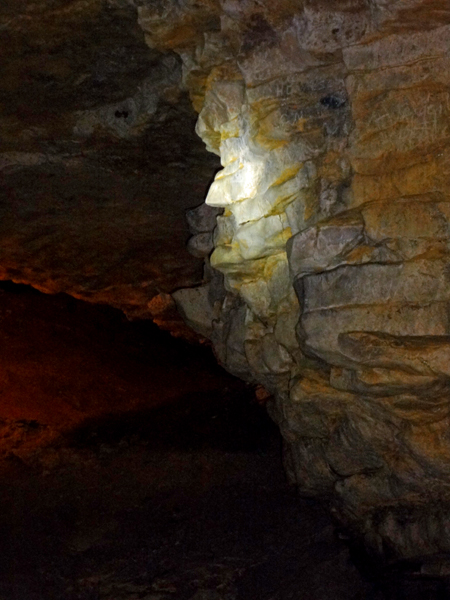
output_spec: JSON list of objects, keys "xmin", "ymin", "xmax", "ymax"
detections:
[{"xmin": 140, "ymin": 0, "xmax": 450, "ymax": 565}]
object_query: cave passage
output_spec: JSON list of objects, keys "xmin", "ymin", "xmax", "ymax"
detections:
[{"xmin": 0, "ymin": 282, "xmax": 379, "ymax": 600}]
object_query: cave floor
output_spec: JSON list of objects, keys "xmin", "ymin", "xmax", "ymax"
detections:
[{"xmin": 0, "ymin": 283, "xmax": 378, "ymax": 600}]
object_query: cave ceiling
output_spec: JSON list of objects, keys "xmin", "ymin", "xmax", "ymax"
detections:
[{"xmin": 0, "ymin": 0, "xmax": 220, "ymax": 318}]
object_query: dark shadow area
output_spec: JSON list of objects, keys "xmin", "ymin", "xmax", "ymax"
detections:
[
  {"xmin": 0, "ymin": 281, "xmax": 379, "ymax": 600},
  {"xmin": 65, "ymin": 389, "xmax": 275, "ymax": 454},
  {"xmin": 349, "ymin": 542, "xmax": 450, "ymax": 600}
]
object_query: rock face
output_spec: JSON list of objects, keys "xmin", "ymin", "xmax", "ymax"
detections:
[
  {"xmin": 0, "ymin": 0, "xmax": 219, "ymax": 321},
  {"xmin": 140, "ymin": 0, "xmax": 450, "ymax": 568},
  {"xmin": 4, "ymin": 0, "xmax": 450, "ymax": 577}
]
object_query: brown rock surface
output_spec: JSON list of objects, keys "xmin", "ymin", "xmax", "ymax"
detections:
[
  {"xmin": 0, "ymin": 0, "xmax": 220, "ymax": 318},
  {"xmin": 137, "ymin": 0, "xmax": 450, "ymax": 572}
]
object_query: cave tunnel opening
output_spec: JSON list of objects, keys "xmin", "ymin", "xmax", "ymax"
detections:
[{"xmin": 0, "ymin": 280, "xmax": 383, "ymax": 600}]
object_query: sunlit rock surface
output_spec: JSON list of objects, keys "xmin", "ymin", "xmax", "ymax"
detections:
[{"xmin": 140, "ymin": 0, "xmax": 450, "ymax": 569}]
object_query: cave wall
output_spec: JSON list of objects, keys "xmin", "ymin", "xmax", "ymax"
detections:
[
  {"xmin": 139, "ymin": 0, "xmax": 450, "ymax": 565},
  {"xmin": 3, "ymin": 0, "xmax": 450, "ymax": 570}
]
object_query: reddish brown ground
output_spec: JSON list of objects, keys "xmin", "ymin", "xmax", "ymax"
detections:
[{"xmin": 0, "ymin": 283, "xmax": 379, "ymax": 600}]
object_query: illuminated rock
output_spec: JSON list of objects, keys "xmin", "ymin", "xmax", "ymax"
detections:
[{"xmin": 140, "ymin": 0, "xmax": 450, "ymax": 568}]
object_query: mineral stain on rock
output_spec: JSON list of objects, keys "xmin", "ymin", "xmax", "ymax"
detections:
[{"xmin": 320, "ymin": 95, "xmax": 347, "ymax": 109}]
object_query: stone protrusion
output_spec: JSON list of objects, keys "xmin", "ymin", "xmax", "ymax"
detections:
[{"xmin": 140, "ymin": 0, "xmax": 450, "ymax": 569}]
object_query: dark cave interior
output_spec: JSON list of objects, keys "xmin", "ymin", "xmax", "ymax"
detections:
[
  {"xmin": 0, "ymin": 282, "xmax": 448, "ymax": 599},
  {"xmin": 0, "ymin": 281, "xmax": 377, "ymax": 600}
]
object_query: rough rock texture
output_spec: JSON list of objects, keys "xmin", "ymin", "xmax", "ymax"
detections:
[
  {"xmin": 139, "ymin": 0, "xmax": 450, "ymax": 570},
  {"xmin": 4, "ymin": 0, "xmax": 450, "ymax": 582},
  {"xmin": 0, "ymin": 0, "xmax": 220, "ymax": 321}
]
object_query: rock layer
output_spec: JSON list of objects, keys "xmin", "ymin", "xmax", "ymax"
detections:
[
  {"xmin": 140, "ymin": 0, "xmax": 450, "ymax": 567},
  {"xmin": 0, "ymin": 0, "xmax": 220, "ymax": 323}
]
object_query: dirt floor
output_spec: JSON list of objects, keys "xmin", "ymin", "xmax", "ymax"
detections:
[{"xmin": 0, "ymin": 282, "xmax": 384, "ymax": 600}]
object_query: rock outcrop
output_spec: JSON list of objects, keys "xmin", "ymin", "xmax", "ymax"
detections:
[
  {"xmin": 0, "ymin": 0, "xmax": 219, "ymax": 322},
  {"xmin": 140, "ymin": 0, "xmax": 450, "ymax": 569}
]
